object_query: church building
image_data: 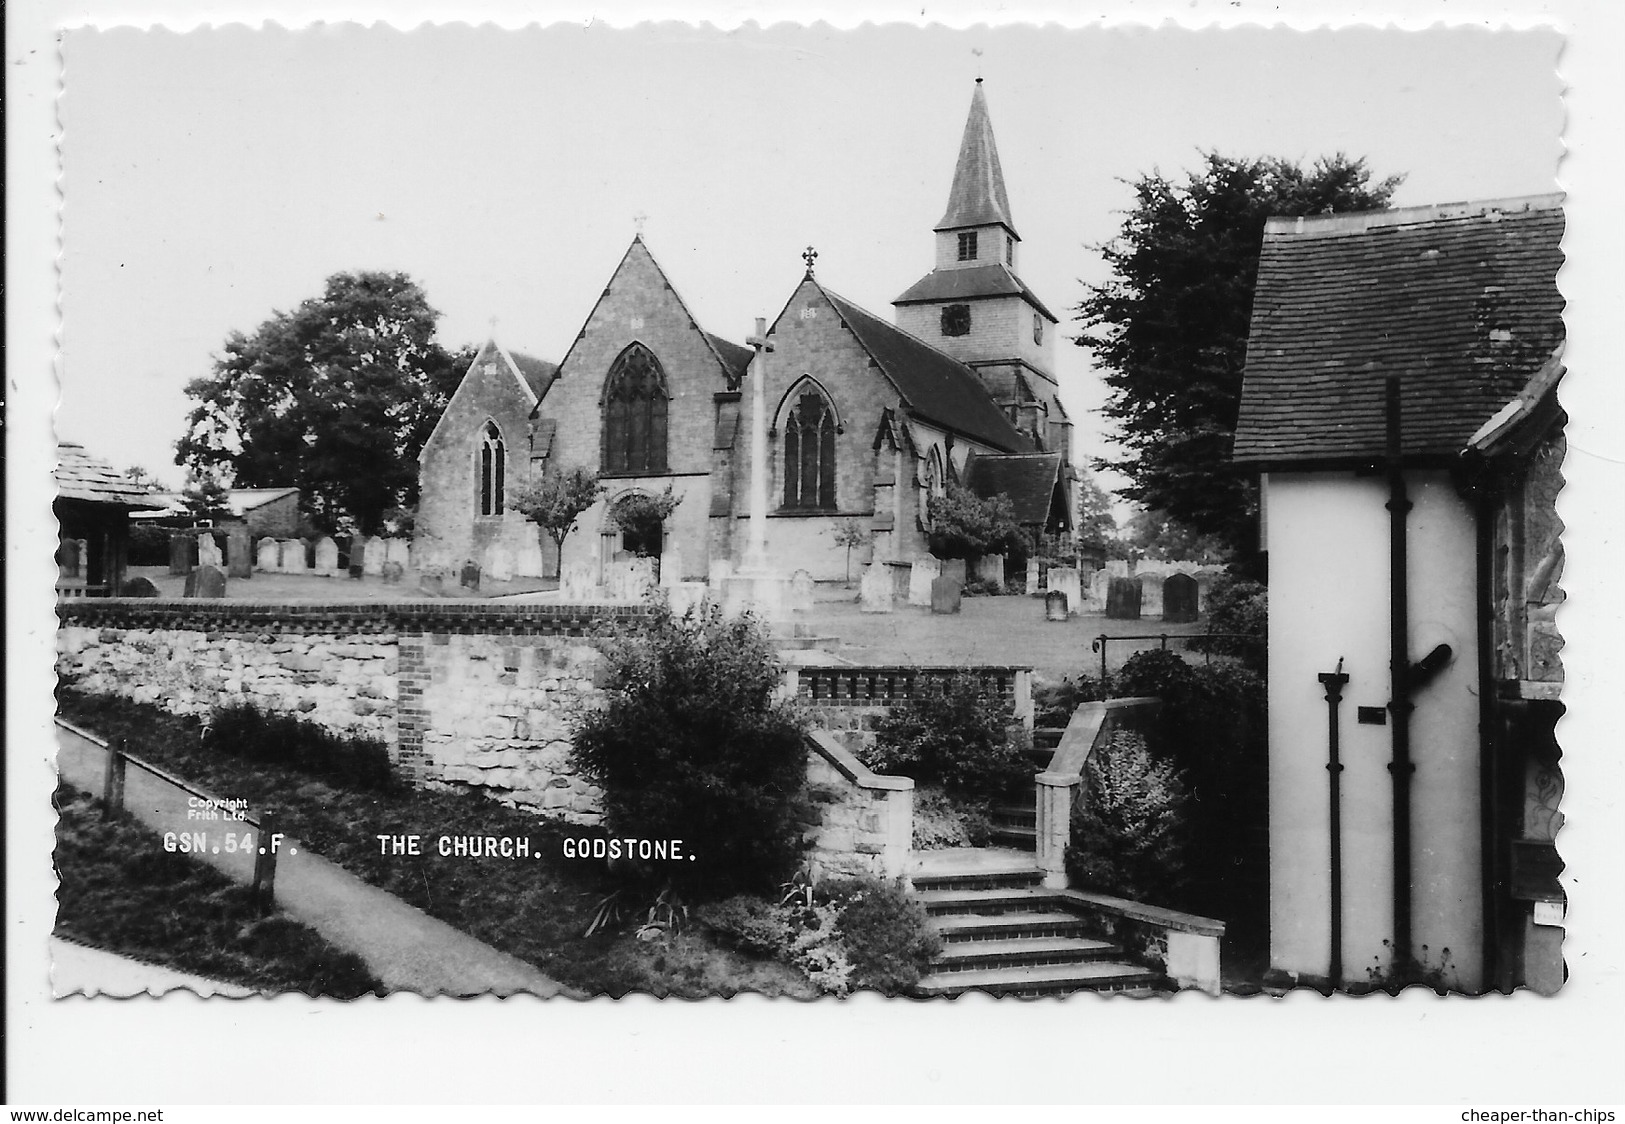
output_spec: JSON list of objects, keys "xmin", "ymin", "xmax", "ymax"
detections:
[{"xmin": 415, "ymin": 81, "xmax": 1077, "ymax": 586}]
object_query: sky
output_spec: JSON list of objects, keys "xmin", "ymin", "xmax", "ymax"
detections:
[{"xmin": 56, "ymin": 22, "xmax": 1563, "ymax": 494}]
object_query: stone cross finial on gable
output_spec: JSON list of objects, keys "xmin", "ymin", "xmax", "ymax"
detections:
[
  {"xmin": 802, "ymin": 245, "xmax": 818, "ymax": 276},
  {"xmin": 634, "ymin": 211, "xmax": 649, "ymax": 235}
]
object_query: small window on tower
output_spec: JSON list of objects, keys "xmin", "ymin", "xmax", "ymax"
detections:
[
  {"xmin": 941, "ymin": 304, "xmax": 971, "ymax": 337},
  {"xmin": 1006, "ymin": 236, "xmax": 1015, "ymax": 264},
  {"xmin": 1033, "ymin": 314, "xmax": 1044, "ymax": 345},
  {"xmin": 957, "ymin": 232, "xmax": 978, "ymax": 262}
]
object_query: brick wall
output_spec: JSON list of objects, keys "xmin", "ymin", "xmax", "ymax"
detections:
[{"xmin": 794, "ymin": 664, "xmax": 1033, "ymax": 755}]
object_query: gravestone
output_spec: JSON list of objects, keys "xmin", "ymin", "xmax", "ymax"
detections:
[
  {"xmin": 281, "ymin": 539, "xmax": 310, "ymax": 572},
  {"xmin": 1026, "ymin": 559, "xmax": 1041, "ymax": 596},
  {"xmin": 1195, "ymin": 571, "xmax": 1217, "ymax": 614},
  {"xmin": 1048, "ymin": 567, "xmax": 1082, "ymax": 617},
  {"xmin": 1163, "ymin": 573, "xmax": 1199, "ymax": 623},
  {"xmin": 120, "ymin": 576, "xmax": 161, "ymax": 598},
  {"xmin": 386, "ymin": 537, "xmax": 412, "ymax": 570},
  {"xmin": 169, "ymin": 533, "xmax": 193, "ymax": 576},
  {"xmin": 940, "ymin": 558, "xmax": 968, "ymax": 590},
  {"xmin": 183, "ymin": 563, "xmax": 227, "ymax": 599},
  {"xmin": 789, "ymin": 569, "xmax": 816, "ymax": 613},
  {"xmin": 1089, "ymin": 568, "xmax": 1112, "ymax": 613},
  {"xmin": 1045, "ymin": 589, "xmax": 1069, "ymax": 622},
  {"xmin": 460, "ymin": 560, "xmax": 482, "ymax": 591},
  {"xmin": 226, "ymin": 525, "xmax": 253, "ymax": 579},
  {"xmin": 1139, "ymin": 572, "xmax": 1165, "ymax": 618},
  {"xmin": 363, "ymin": 536, "xmax": 386, "ymax": 576},
  {"xmin": 516, "ymin": 536, "xmax": 546, "ymax": 578},
  {"xmin": 659, "ymin": 542, "xmax": 683, "ymax": 588},
  {"xmin": 887, "ymin": 561, "xmax": 912, "ymax": 602},
  {"xmin": 197, "ymin": 533, "xmax": 223, "ymax": 570},
  {"xmin": 562, "ymin": 562, "xmax": 596, "ymax": 601},
  {"xmin": 1106, "ymin": 577, "xmax": 1142, "ymax": 620},
  {"xmin": 1106, "ymin": 559, "xmax": 1131, "ymax": 577},
  {"xmin": 488, "ymin": 545, "xmax": 515, "ymax": 582},
  {"xmin": 907, "ymin": 558, "xmax": 940, "ymax": 607},
  {"xmin": 255, "ymin": 537, "xmax": 279, "ymax": 573},
  {"xmin": 930, "ymin": 575, "xmax": 962, "ymax": 615},
  {"xmin": 976, "ymin": 554, "xmax": 1005, "ymax": 589},
  {"xmin": 314, "ymin": 536, "xmax": 340, "ymax": 575},
  {"xmin": 419, "ymin": 572, "xmax": 444, "ymax": 597},
  {"xmin": 859, "ymin": 562, "xmax": 893, "ymax": 613},
  {"xmin": 381, "ymin": 560, "xmax": 405, "ymax": 585}
]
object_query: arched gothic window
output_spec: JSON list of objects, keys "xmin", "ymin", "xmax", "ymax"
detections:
[
  {"xmin": 920, "ymin": 447, "xmax": 945, "ymax": 529},
  {"xmin": 479, "ymin": 421, "xmax": 505, "ymax": 516},
  {"xmin": 602, "ymin": 344, "xmax": 669, "ymax": 475},
  {"xmin": 782, "ymin": 389, "xmax": 837, "ymax": 510}
]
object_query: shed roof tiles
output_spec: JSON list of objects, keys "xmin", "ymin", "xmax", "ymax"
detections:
[{"xmin": 55, "ymin": 443, "xmax": 167, "ymax": 509}]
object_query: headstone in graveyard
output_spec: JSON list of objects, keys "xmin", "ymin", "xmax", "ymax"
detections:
[
  {"xmin": 1139, "ymin": 572, "xmax": 1165, "ymax": 618},
  {"xmin": 1106, "ymin": 576, "xmax": 1142, "ymax": 620},
  {"xmin": 314, "ymin": 536, "xmax": 340, "ymax": 575},
  {"xmin": 226, "ymin": 524, "xmax": 253, "ymax": 579},
  {"xmin": 1089, "ymin": 568, "xmax": 1112, "ymax": 613},
  {"xmin": 381, "ymin": 560, "xmax": 405, "ymax": 585},
  {"xmin": 940, "ymin": 558, "xmax": 968, "ymax": 590},
  {"xmin": 363, "ymin": 536, "xmax": 386, "ymax": 576},
  {"xmin": 120, "ymin": 576, "xmax": 160, "ymax": 598},
  {"xmin": 419, "ymin": 572, "xmax": 445, "ymax": 597},
  {"xmin": 562, "ymin": 562, "xmax": 596, "ymax": 601},
  {"xmin": 659, "ymin": 542, "xmax": 683, "ymax": 588},
  {"xmin": 169, "ymin": 533, "xmax": 193, "ymax": 576},
  {"xmin": 859, "ymin": 562, "xmax": 894, "ymax": 613},
  {"xmin": 346, "ymin": 536, "xmax": 366, "ymax": 578},
  {"xmin": 197, "ymin": 532, "xmax": 223, "ymax": 570},
  {"xmin": 1026, "ymin": 559, "xmax": 1041, "ymax": 596},
  {"xmin": 976, "ymin": 553, "xmax": 1005, "ymax": 589},
  {"xmin": 184, "ymin": 563, "xmax": 227, "ymax": 599},
  {"xmin": 930, "ymin": 575, "xmax": 962, "ymax": 615},
  {"xmin": 1045, "ymin": 589, "xmax": 1069, "ymax": 622},
  {"xmin": 1048, "ymin": 567, "xmax": 1082, "ymax": 617},
  {"xmin": 256, "ymin": 536, "xmax": 280, "ymax": 573},
  {"xmin": 1163, "ymin": 572, "xmax": 1199, "ymax": 623},
  {"xmin": 907, "ymin": 558, "xmax": 941, "ymax": 607},
  {"xmin": 789, "ymin": 569, "xmax": 816, "ymax": 613},
  {"xmin": 280, "ymin": 539, "xmax": 310, "ymax": 573},
  {"xmin": 1106, "ymin": 559, "xmax": 1131, "ymax": 577},
  {"xmin": 460, "ymin": 560, "xmax": 482, "ymax": 591},
  {"xmin": 386, "ymin": 537, "xmax": 412, "ymax": 570},
  {"xmin": 888, "ymin": 561, "xmax": 912, "ymax": 602}
]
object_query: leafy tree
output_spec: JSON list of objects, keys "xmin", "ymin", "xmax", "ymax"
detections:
[
  {"xmin": 176, "ymin": 271, "xmax": 473, "ymax": 534},
  {"xmin": 121, "ymin": 466, "xmax": 165, "ymax": 493},
  {"xmin": 570, "ymin": 603, "xmax": 809, "ymax": 901},
  {"xmin": 1075, "ymin": 471, "xmax": 1119, "ymax": 551},
  {"xmin": 511, "ymin": 466, "xmax": 604, "ymax": 568},
  {"xmin": 1077, "ymin": 153, "xmax": 1402, "ymax": 559},
  {"xmin": 829, "ymin": 518, "xmax": 873, "ymax": 584},
  {"xmin": 610, "ymin": 487, "xmax": 681, "ymax": 558},
  {"xmin": 179, "ymin": 472, "xmax": 232, "ymax": 525},
  {"xmin": 1120, "ymin": 508, "xmax": 1231, "ymax": 564},
  {"xmin": 926, "ymin": 484, "xmax": 1026, "ymax": 561}
]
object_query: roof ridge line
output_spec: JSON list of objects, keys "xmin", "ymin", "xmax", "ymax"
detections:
[{"xmin": 1265, "ymin": 193, "xmax": 1564, "ymax": 238}]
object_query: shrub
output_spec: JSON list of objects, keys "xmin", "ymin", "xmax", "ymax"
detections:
[
  {"xmin": 127, "ymin": 524, "xmax": 173, "ymax": 567},
  {"xmin": 1066, "ymin": 730, "xmax": 1192, "ymax": 904},
  {"xmin": 571, "ymin": 602, "xmax": 809, "ymax": 901},
  {"xmin": 911, "ymin": 787, "xmax": 994, "ymax": 850},
  {"xmin": 864, "ymin": 674, "xmax": 1030, "ymax": 800},
  {"xmin": 203, "ymin": 702, "xmax": 397, "ymax": 793},
  {"xmin": 1190, "ymin": 574, "xmax": 1267, "ymax": 670},
  {"xmin": 821, "ymin": 877, "xmax": 941, "ymax": 994},
  {"xmin": 961, "ymin": 577, "xmax": 1004, "ymax": 597},
  {"xmin": 1031, "ymin": 675, "xmax": 1111, "ymax": 729},
  {"xmin": 926, "ymin": 484, "xmax": 1026, "ymax": 560},
  {"xmin": 694, "ymin": 895, "xmax": 793, "ymax": 959}
]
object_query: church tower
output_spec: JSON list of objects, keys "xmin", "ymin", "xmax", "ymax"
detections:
[{"xmin": 893, "ymin": 80, "xmax": 1071, "ymax": 462}]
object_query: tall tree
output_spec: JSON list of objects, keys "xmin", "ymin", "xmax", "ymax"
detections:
[
  {"xmin": 176, "ymin": 272, "xmax": 472, "ymax": 534},
  {"xmin": 1075, "ymin": 470, "xmax": 1119, "ymax": 551},
  {"xmin": 511, "ymin": 466, "xmax": 604, "ymax": 569},
  {"xmin": 1077, "ymin": 153, "xmax": 1402, "ymax": 559}
]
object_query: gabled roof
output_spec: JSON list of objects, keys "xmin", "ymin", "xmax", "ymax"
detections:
[
  {"xmin": 1232, "ymin": 195, "xmax": 1565, "ymax": 467},
  {"xmin": 936, "ymin": 80, "xmax": 1018, "ymax": 237},
  {"xmin": 531, "ymin": 419, "xmax": 558, "ymax": 459},
  {"xmin": 814, "ymin": 283, "xmax": 1027, "ymax": 453},
  {"xmin": 702, "ymin": 331, "xmax": 754, "ymax": 386},
  {"xmin": 131, "ymin": 487, "xmax": 302, "ymax": 520},
  {"xmin": 509, "ymin": 351, "xmax": 559, "ymax": 401},
  {"xmin": 962, "ymin": 451, "xmax": 1065, "ymax": 526},
  {"xmin": 892, "ymin": 262, "xmax": 1058, "ymax": 323},
  {"xmin": 55, "ymin": 443, "xmax": 167, "ymax": 509}
]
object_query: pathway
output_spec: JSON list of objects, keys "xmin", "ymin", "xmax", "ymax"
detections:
[{"xmin": 55, "ymin": 722, "xmax": 577, "ymax": 999}]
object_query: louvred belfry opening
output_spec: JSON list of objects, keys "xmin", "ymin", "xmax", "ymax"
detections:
[{"xmin": 602, "ymin": 343, "xmax": 669, "ymax": 475}]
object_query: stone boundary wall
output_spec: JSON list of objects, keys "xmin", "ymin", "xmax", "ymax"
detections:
[
  {"xmin": 1054, "ymin": 889, "xmax": 1224, "ymax": 995},
  {"xmin": 802, "ymin": 730, "xmax": 913, "ymax": 881},
  {"xmin": 56, "ymin": 600, "xmax": 652, "ymax": 824}
]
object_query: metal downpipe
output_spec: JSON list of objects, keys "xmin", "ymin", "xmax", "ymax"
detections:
[
  {"xmin": 1385, "ymin": 377, "xmax": 1416, "ymax": 971},
  {"xmin": 1319, "ymin": 659, "xmax": 1350, "ymax": 986}
]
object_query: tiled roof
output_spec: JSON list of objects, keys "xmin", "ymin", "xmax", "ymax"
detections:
[
  {"xmin": 1232, "ymin": 195, "xmax": 1565, "ymax": 467},
  {"xmin": 702, "ymin": 331, "xmax": 753, "ymax": 385},
  {"xmin": 55, "ymin": 443, "xmax": 167, "ymax": 509},
  {"xmin": 892, "ymin": 262, "xmax": 1058, "ymax": 323},
  {"xmin": 935, "ymin": 81, "xmax": 1018, "ymax": 237},
  {"xmin": 818, "ymin": 285, "xmax": 1027, "ymax": 453},
  {"xmin": 509, "ymin": 351, "xmax": 559, "ymax": 401},
  {"xmin": 962, "ymin": 451, "xmax": 1064, "ymax": 525},
  {"xmin": 531, "ymin": 419, "xmax": 558, "ymax": 459}
]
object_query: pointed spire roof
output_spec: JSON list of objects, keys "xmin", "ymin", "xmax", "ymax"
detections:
[{"xmin": 935, "ymin": 79, "xmax": 1018, "ymax": 237}]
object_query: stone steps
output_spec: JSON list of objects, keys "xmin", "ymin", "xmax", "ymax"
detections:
[{"xmin": 912, "ymin": 857, "xmax": 1166, "ymax": 998}]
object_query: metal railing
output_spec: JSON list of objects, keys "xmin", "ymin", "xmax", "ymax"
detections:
[
  {"xmin": 1088, "ymin": 631, "xmax": 1261, "ymax": 684},
  {"xmin": 62, "ymin": 719, "xmax": 283, "ymax": 912}
]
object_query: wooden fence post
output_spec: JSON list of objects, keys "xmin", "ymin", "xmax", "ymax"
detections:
[
  {"xmin": 101, "ymin": 739, "xmax": 127, "ymax": 819},
  {"xmin": 252, "ymin": 810, "xmax": 280, "ymax": 914}
]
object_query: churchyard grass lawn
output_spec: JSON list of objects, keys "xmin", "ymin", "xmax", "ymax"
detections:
[
  {"xmin": 52, "ymin": 782, "xmax": 384, "ymax": 997},
  {"xmin": 55, "ymin": 690, "xmax": 818, "ymax": 999}
]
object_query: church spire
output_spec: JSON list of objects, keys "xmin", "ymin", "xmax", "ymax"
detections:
[{"xmin": 934, "ymin": 79, "xmax": 1017, "ymax": 238}]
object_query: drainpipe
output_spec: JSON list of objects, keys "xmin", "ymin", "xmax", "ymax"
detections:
[
  {"xmin": 1319, "ymin": 658, "xmax": 1350, "ymax": 986},
  {"xmin": 1466, "ymin": 466, "xmax": 1505, "ymax": 991},
  {"xmin": 1385, "ymin": 376, "xmax": 1416, "ymax": 972}
]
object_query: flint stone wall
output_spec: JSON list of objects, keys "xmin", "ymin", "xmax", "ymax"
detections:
[{"xmin": 56, "ymin": 600, "xmax": 651, "ymax": 825}]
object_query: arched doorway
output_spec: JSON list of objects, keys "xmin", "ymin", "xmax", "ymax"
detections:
[{"xmin": 601, "ymin": 490, "xmax": 674, "ymax": 584}]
